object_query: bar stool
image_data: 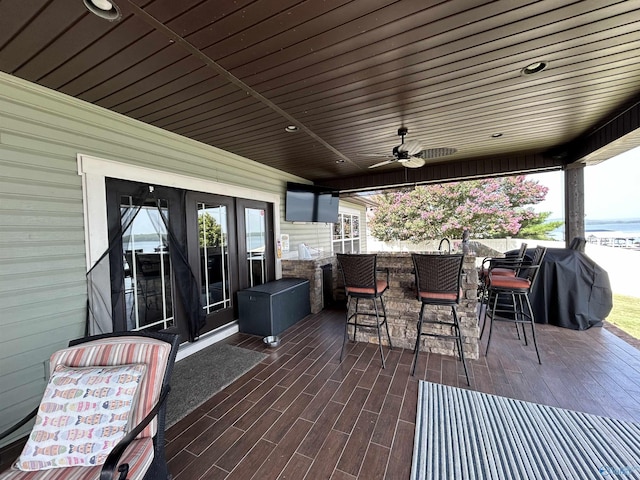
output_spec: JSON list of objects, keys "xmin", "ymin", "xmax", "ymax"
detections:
[
  {"xmin": 336, "ymin": 253, "xmax": 392, "ymax": 368},
  {"xmin": 478, "ymin": 242, "xmax": 528, "ymax": 322},
  {"xmin": 411, "ymin": 253, "xmax": 469, "ymax": 385},
  {"xmin": 483, "ymin": 246, "xmax": 547, "ymax": 364}
]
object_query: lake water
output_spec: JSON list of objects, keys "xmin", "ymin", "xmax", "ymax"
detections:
[
  {"xmin": 127, "ymin": 237, "xmax": 265, "ymax": 253},
  {"xmin": 549, "ymin": 220, "xmax": 640, "ymax": 241}
]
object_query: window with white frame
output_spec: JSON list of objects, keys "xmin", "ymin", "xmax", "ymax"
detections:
[{"xmin": 332, "ymin": 212, "xmax": 360, "ymax": 253}]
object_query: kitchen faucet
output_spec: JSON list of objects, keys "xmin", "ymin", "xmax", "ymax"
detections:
[{"xmin": 438, "ymin": 237, "xmax": 451, "ymax": 254}]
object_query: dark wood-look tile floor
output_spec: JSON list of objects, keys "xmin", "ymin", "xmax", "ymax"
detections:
[
  {"xmin": 164, "ymin": 308, "xmax": 640, "ymax": 480},
  {"xmin": 2, "ymin": 308, "xmax": 639, "ymax": 477}
]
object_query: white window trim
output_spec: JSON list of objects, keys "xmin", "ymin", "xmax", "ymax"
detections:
[
  {"xmin": 332, "ymin": 210, "xmax": 361, "ymax": 253},
  {"xmin": 77, "ymin": 154, "xmax": 282, "ymax": 277}
]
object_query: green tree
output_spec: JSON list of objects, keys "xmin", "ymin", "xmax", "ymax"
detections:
[
  {"xmin": 368, "ymin": 176, "xmax": 560, "ymax": 241},
  {"xmin": 198, "ymin": 212, "xmax": 223, "ymax": 247},
  {"xmin": 518, "ymin": 211, "xmax": 563, "ymax": 239}
]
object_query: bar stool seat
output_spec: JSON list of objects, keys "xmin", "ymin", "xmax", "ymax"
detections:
[
  {"xmin": 485, "ymin": 267, "xmax": 518, "ymax": 277},
  {"xmin": 346, "ymin": 279, "xmax": 388, "ymax": 295},
  {"xmin": 337, "ymin": 253, "xmax": 393, "ymax": 368}
]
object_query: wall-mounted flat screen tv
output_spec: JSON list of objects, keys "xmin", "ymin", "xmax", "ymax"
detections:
[{"xmin": 285, "ymin": 182, "xmax": 339, "ymax": 223}]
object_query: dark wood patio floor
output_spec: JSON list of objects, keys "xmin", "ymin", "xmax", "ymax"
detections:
[{"xmin": 164, "ymin": 307, "xmax": 640, "ymax": 480}]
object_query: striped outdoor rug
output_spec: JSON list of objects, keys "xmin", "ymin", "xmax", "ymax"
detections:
[{"xmin": 411, "ymin": 381, "xmax": 640, "ymax": 479}]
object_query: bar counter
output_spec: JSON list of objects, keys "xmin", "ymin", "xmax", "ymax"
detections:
[
  {"xmin": 373, "ymin": 252, "xmax": 479, "ymax": 360},
  {"xmin": 283, "ymin": 252, "xmax": 480, "ymax": 360}
]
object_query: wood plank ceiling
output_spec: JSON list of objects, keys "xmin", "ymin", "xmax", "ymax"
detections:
[{"xmin": 2, "ymin": 0, "xmax": 640, "ymax": 192}]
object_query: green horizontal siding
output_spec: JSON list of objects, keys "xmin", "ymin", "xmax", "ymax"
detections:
[
  {"xmin": 0, "ymin": 71, "xmax": 339, "ymax": 446},
  {"xmin": 1, "ymin": 364, "xmax": 47, "ymax": 397}
]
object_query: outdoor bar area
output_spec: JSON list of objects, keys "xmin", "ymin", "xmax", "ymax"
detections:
[{"xmin": 282, "ymin": 251, "xmax": 480, "ymax": 360}]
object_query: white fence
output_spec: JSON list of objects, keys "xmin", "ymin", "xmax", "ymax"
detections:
[{"xmin": 367, "ymin": 236, "xmax": 639, "ymax": 298}]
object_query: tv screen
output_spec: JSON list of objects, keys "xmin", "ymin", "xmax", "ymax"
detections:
[{"xmin": 285, "ymin": 182, "xmax": 339, "ymax": 223}]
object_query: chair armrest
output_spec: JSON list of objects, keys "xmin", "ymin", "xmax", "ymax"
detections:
[
  {"xmin": 99, "ymin": 385, "xmax": 170, "ymax": 480},
  {"xmin": 481, "ymin": 256, "xmax": 501, "ymax": 269},
  {"xmin": 484, "ymin": 257, "xmax": 524, "ymax": 270}
]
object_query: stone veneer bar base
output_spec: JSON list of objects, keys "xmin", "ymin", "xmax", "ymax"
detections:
[
  {"xmin": 282, "ymin": 253, "xmax": 479, "ymax": 360},
  {"xmin": 363, "ymin": 253, "xmax": 479, "ymax": 360},
  {"xmin": 281, "ymin": 256, "xmax": 338, "ymax": 314}
]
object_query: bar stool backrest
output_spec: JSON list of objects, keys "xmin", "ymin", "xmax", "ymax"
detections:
[
  {"xmin": 515, "ymin": 242, "xmax": 529, "ymax": 260},
  {"xmin": 337, "ymin": 253, "xmax": 379, "ymax": 293},
  {"xmin": 524, "ymin": 246, "xmax": 547, "ymax": 287},
  {"xmin": 504, "ymin": 242, "xmax": 530, "ymax": 276},
  {"xmin": 412, "ymin": 253, "xmax": 464, "ymax": 304}
]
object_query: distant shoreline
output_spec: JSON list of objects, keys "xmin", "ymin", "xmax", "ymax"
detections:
[
  {"xmin": 548, "ymin": 218, "xmax": 640, "ymax": 224},
  {"xmin": 549, "ymin": 219, "xmax": 640, "ymax": 242}
]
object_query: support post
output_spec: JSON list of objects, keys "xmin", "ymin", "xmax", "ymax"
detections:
[{"xmin": 564, "ymin": 165, "xmax": 585, "ymax": 247}]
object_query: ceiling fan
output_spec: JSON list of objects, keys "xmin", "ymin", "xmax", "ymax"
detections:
[{"xmin": 366, "ymin": 127, "xmax": 457, "ymax": 169}]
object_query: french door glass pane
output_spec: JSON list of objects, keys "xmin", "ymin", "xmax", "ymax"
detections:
[
  {"xmin": 245, "ymin": 207, "xmax": 267, "ymax": 287},
  {"xmin": 344, "ymin": 216, "xmax": 352, "ymax": 238},
  {"xmin": 198, "ymin": 202, "xmax": 231, "ymax": 314},
  {"xmin": 121, "ymin": 196, "xmax": 174, "ymax": 332},
  {"xmin": 333, "ymin": 215, "xmax": 343, "ymax": 240},
  {"xmin": 332, "ymin": 213, "xmax": 360, "ymax": 254}
]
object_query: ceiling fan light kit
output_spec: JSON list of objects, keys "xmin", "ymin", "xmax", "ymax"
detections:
[
  {"xmin": 403, "ymin": 157, "xmax": 426, "ymax": 168},
  {"xmin": 367, "ymin": 127, "xmax": 456, "ymax": 169}
]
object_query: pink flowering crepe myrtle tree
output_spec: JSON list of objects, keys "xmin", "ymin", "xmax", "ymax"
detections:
[{"xmin": 368, "ymin": 176, "xmax": 555, "ymax": 242}]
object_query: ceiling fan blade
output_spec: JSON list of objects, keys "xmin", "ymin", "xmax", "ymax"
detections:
[
  {"xmin": 357, "ymin": 153, "xmax": 394, "ymax": 157},
  {"xmin": 368, "ymin": 159, "xmax": 395, "ymax": 169},
  {"xmin": 399, "ymin": 139, "xmax": 423, "ymax": 155},
  {"xmin": 403, "ymin": 157, "xmax": 426, "ymax": 168},
  {"xmin": 416, "ymin": 147, "xmax": 457, "ymax": 159}
]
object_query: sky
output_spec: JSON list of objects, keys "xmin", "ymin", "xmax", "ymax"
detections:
[{"xmin": 526, "ymin": 145, "xmax": 640, "ymax": 221}]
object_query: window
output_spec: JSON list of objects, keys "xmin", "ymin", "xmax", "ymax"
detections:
[{"xmin": 333, "ymin": 212, "xmax": 360, "ymax": 253}]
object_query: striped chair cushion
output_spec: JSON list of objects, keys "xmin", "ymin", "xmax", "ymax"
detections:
[
  {"xmin": 346, "ymin": 280, "xmax": 388, "ymax": 295},
  {"xmin": 48, "ymin": 337, "xmax": 171, "ymax": 440},
  {"xmin": 0, "ymin": 438, "xmax": 153, "ymax": 480},
  {"xmin": 489, "ymin": 275, "xmax": 531, "ymax": 290}
]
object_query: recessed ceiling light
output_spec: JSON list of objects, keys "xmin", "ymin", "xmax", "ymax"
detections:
[
  {"xmin": 83, "ymin": 0, "xmax": 121, "ymax": 21},
  {"xmin": 521, "ymin": 61, "xmax": 548, "ymax": 76},
  {"xmin": 491, "ymin": 133, "xmax": 503, "ymax": 138},
  {"xmin": 91, "ymin": 0, "xmax": 114, "ymax": 10},
  {"xmin": 285, "ymin": 125, "xmax": 299, "ymax": 132}
]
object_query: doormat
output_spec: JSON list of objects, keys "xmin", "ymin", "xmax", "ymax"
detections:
[{"xmin": 166, "ymin": 343, "xmax": 266, "ymax": 427}]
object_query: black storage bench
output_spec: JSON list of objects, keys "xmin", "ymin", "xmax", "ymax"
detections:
[{"xmin": 237, "ymin": 278, "xmax": 310, "ymax": 337}]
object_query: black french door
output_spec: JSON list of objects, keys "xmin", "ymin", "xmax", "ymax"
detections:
[
  {"xmin": 105, "ymin": 179, "xmax": 275, "ymax": 341},
  {"xmin": 106, "ymin": 179, "xmax": 187, "ymax": 338},
  {"xmin": 237, "ymin": 199, "xmax": 276, "ymax": 290},
  {"xmin": 186, "ymin": 192, "xmax": 238, "ymax": 334}
]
